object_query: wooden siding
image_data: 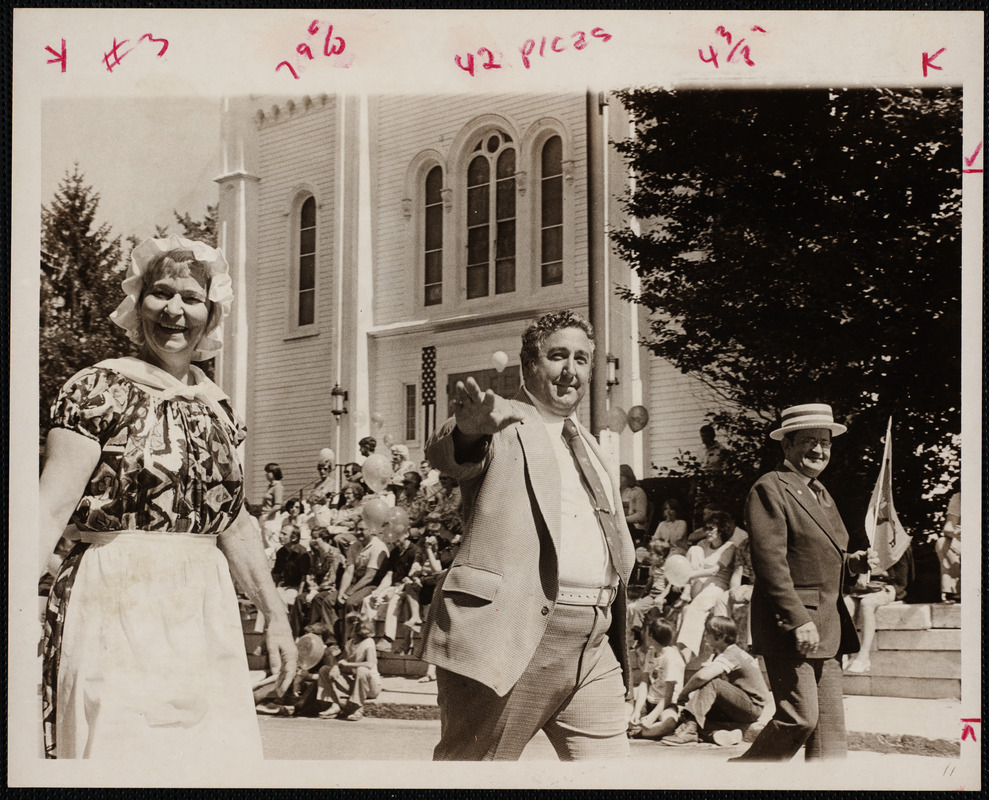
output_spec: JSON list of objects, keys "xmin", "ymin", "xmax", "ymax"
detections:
[
  {"xmin": 371, "ymin": 93, "xmax": 589, "ymax": 327},
  {"xmin": 249, "ymin": 96, "xmax": 340, "ymax": 500},
  {"xmin": 369, "ymin": 313, "xmax": 593, "ymax": 464},
  {"xmin": 644, "ymin": 356, "xmax": 724, "ymax": 473}
]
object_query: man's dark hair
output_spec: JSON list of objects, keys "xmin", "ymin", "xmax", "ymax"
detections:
[
  {"xmin": 647, "ymin": 617, "xmax": 677, "ymax": 648},
  {"xmin": 264, "ymin": 462, "xmax": 283, "ymax": 480},
  {"xmin": 519, "ymin": 310, "xmax": 595, "ymax": 373}
]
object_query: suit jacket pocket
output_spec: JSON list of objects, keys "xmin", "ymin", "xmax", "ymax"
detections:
[
  {"xmin": 442, "ymin": 564, "xmax": 503, "ymax": 602},
  {"xmin": 795, "ymin": 587, "xmax": 821, "ymax": 609}
]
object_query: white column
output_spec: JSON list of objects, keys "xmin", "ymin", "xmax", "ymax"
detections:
[{"xmin": 215, "ymin": 97, "xmax": 260, "ymax": 464}]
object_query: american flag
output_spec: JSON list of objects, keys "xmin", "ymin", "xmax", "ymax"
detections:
[{"xmin": 422, "ymin": 346, "xmax": 437, "ymax": 437}]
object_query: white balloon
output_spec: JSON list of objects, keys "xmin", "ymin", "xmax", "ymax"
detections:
[
  {"xmin": 361, "ymin": 454, "xmax": 393, "ymax": 495},
  {"xmin": 663, "ymin": 554, "xmax": 693, "ymax": 588},
  {"xmin": 492, "ymin": 351, "xmax": 509, "ymax": 373}
]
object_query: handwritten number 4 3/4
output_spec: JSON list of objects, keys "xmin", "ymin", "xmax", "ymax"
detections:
[{"xmin": 455, "ymin": 28, "xmax": 612, "ymax": 76}]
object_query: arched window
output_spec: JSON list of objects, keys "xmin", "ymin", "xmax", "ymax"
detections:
[
  {"xmin": 466, "ymin": 132, "xmax": 515, "ymax": 299},
  {"xmin": 540, "ymin": 135, "xmax": 564, "ymax": 287},
  {"xmin": 297, "ymin": 195, "xmax": 316, "ymax": 326},
  {"xmin": 424, "ymin": 166, "xmax": 443, "ymax": 306}
]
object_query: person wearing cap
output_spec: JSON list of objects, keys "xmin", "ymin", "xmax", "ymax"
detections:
[
  {"xmin": 418, "ymin": 310, "xmax": 635, "ymax": 761},
  {"xmin": 732, "ymin": 403, "xmax": 877, "ymax": 762},
  {"xmin": 38, "ymin": 236, "xmax": 296, "ymax": 760}
]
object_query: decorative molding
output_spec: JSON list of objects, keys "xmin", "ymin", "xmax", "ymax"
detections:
[
  {"xmin": 562, "ymin": 159, "xmax": 575, "ymax": 185},
  {"xmin": 255, "ymin": 94, "xmax": 332, "ymax": 128},
  {"xmin": 440, "ymin": 188, "xmax": 453, "ymax": 212},
  {"xmin": 215, "ymin": 170, "xmax": 261, "ymax": 186},
  {"xmin": 515, "ymin": 170, "xmax": 527, "ymax": 196},
  {"xmin": 401, "ymin": 198, "xmax": 413, "ymax": 219},
  {"xmin": 367, "ymin": 301, "xmax": 585, "ymax": 340}
]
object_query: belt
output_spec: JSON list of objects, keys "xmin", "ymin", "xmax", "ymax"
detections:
[
  {"xmin": 80, "ymin": 530, "xmax": 219, "ymax": 545},
  {"xmin": 556, "ymin": 584, "xmax": 618, "ymax": 607}
]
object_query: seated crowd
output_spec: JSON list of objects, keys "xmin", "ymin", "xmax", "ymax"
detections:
[
  {"xmin": 626, "ymin": 488, "xmax": 923, "ymax": 746},
  {"xmin": 250, "ymin": 439, "xmax": 462, "ymax": 721},
  {"xmin": 625, "ymin": 499, "xmax": 766, "ymax": 745},
  {"xmin": 247, "ymin": 449, "xmax": 935, "ymax": 734}
]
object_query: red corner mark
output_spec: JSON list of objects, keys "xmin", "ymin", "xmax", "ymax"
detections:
[
  {"xmin": 961, "ymin": 718, "xmax": 980, "ymax": 741},
  {"xmin": 963, "ymin": 141, "xmax": 983, "ymax": 173},
  {"xmin": 922, "ymin": 47, "xmax": 945, "ymax": 77},
  {"xmin": 45, "ymin": 39, "xmax": 67, "ymax": 72}
]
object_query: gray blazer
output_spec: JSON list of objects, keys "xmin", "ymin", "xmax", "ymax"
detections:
[{"xmin": 416, "ymin": 390, "xmax": 635, "ymax": 696}]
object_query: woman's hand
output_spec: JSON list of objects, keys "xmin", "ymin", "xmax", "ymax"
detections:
[{"xmin": 265, "ymin": 622, "xmax": 298, "ymax": 696}]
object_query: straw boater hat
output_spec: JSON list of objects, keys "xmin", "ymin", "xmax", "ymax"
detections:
[
  {"xmin": 295, "ymin": 632, "xmax": 327, "ymax": 671},
  {"xmin": 770, "ymin": 403, "xmax": 847, "ymax": 441}
]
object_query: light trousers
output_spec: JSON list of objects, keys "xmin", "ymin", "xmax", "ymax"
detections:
[{"xmin": 433, "ymin": 603, "xmax": 630, "ymax": 761}]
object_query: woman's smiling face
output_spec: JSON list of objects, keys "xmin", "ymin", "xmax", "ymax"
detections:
[{"xmin": 139, "ymin": 272, "xmax": 210, "ymax": 368}]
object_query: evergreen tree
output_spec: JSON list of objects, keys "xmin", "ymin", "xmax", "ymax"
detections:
[{"xmin": 40, "ymin": 165, "xmax": 131, "ymax": 443}]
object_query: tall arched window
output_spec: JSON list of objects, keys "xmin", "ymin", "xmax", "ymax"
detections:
[
  {"xmin": 466, "ymin": 132, "xmax": 515, "ymax": 299},
  {"xmin": 424, "ymin": 166, "xmax": 443, "ymax": 306},
  {"xmin": 540, "ymin": 135, "xmax": 563, "ymax": 287},
  {"xmin": 297, "ymin": 195, "xmax": 316, "ymax": 326}
]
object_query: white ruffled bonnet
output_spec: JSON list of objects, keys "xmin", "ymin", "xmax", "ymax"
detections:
[{"xmin": 110, "ymin": 234, "xmax": 234, "ymax": 361}]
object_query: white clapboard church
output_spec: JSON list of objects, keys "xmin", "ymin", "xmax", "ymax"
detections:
[{"xmin": 214, "ymin": 92, "xmax": 721, "ymax": 502}]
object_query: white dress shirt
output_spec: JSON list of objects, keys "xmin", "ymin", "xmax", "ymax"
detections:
[{"xmin": 524, "ymin": 388, "xmax": 618, "ymax": 588}]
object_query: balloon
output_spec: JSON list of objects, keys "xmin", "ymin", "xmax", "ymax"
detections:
[
  {"xmin": 606, "ymin": 406, "xmax": 628, "ymax": 433},
  {"xmin": 361, "ymin": 454, "xmax": 393, "ymax": 495},
  {"xmin": 663, "ymin": 554, "xmax": 692, "ymax": 588},
  {"xmin": 370, "ymin": 411, "xmax": 385, "ymax": 429},
  {"xmin": 492, "ymin": 351, "xmax": 509, "ymax": 373},
  {"xmin": 379, "ymin": 506, "xmax": 411, "ymax": 544},
  {"xmin": 382, "ymin": 433, "xmax": 395, "ymax": 448},
  {"xmin": 627, "ymin": 405, "xmax": 650, "ymax": 433},
  {"xmin": 635, "ymin": 546, "xmax": 651, "ymax": 564},
  {"xmin": 362, "ymin": 496, "xmax": 392, "ymax": 532}
]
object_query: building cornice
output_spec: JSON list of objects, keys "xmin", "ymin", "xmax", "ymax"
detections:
[
  {"xmin": 215, "ymin": 170, "xmax": 261, "ymax": 185},
  {"xmin": 366, "ymin": 302, "xmax": 588, "ymax": 340}
]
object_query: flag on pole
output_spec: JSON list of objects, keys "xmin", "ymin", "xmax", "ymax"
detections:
[
  {"xmin": 421, "ymin": 345, "xmax": 437, "ymax": 438},
  {"xmin": 865, "ymin": 417, "xmax": 912, "ymax": 572}
]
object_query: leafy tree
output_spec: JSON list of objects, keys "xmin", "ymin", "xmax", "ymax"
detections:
[
  {"xmin": 612, "ymin": 87, "xmax": 961, "ymax": 535},
  {"xmin": 40, "ymin": 165, "xmax": 131, "ymax": 444}
]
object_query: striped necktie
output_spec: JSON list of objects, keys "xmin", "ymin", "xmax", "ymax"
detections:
[
  {"xmin": 810, "ymin": 478, "xmax": 833, "ymax": 508},
  {"xmin": 562, "ymin": 418, "xmax": 627, "ymax": 576}
]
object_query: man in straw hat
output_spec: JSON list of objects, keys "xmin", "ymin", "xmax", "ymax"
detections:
[{"xmin": 732, "ymin": 403, "xmax": 877, "ymax": 762}]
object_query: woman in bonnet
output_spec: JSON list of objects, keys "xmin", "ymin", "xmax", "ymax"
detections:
[{"xmin": 39, "ymin": 235, "xmax": 297, "ymax": 760}]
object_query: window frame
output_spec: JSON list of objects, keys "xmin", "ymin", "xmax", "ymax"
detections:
[
  {"xmin": 464, "ymin": 131, "xmax": 517, "ymax": 301},
  {"xmin": 286, "ymin": 190, "xmax": 320, "ymax": 338},
  {"xmin": 526, "ymin": 123, "xmax": 573, "ymax": 297},
  {"xmin": 403, "ymin": 382, "xmax": 417, "ymax": 443}
]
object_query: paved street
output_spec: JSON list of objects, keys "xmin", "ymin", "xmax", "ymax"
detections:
[
  {"xmin": 260, "ymin": 715, "xmax": 748, "ymax": 761},
  {"xmin": 258, "ymin": 716, "xmax": 974, "ymax": 790}
]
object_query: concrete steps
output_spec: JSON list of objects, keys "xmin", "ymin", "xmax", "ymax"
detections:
[
  {"xmin": 240, "ymin": 601, "xmax": 963, "ymax": 700},
  {"xmin": 842, "ymin": 602, "xmax": 961, "ymax": 700}
]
